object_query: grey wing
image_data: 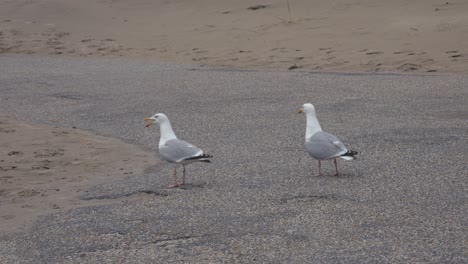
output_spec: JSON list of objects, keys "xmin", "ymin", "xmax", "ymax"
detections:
[
  {"xmin": 159, "ymin": 139, "xmax": 203, "ymax": 163},
  {"xmin": 305, "ymin": 131, "xmax": 348, "ymax": 160}
]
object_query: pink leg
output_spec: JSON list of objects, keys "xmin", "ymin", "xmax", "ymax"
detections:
[
  {"xmin": 167, "ymin": 168, "xmax": 180, "ymax": 188},
  {"xmin": 334, "ymin": 159, "xmax": 340, "ymax": 176},
  {"xmin": 182, "ymin": 165, "xmax": 186, "ymax": 185},
  {"xmin": 318, "ymin": 160, "xmax": 322, "ymax": 176}
]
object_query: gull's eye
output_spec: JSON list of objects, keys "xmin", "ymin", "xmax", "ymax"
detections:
[{"xmin": 154, "ymin": 115, "xmax": 158, "ymax": 118}]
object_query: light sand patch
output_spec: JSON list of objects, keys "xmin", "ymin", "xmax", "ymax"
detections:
[{"xmin": 0, "ymin": 120, "xmax": 158, "ymax": 234}]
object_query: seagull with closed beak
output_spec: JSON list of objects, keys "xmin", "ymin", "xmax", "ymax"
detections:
[
  {"xmin": 144, "ymin": 113, "xmax": 212, "ymax": 188},
  {"xmin": 298, "ymin": 103, "xmax": 357, "ymax": 176}
]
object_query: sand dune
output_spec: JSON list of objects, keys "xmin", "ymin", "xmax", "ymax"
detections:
[{"xmin": 0, "ymin": 0, "xmax": 467, "ymax": 74}]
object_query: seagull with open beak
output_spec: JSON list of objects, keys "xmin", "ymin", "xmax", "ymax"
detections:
[{"xmin": 144, "ymin": 113, "xmax": 212, "ymax": 188}]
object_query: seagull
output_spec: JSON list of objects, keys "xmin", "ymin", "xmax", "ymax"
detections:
[
  {"xmin": 298, "ymin": 103, "xmax": 357, "ymax": 176},
  {"xmin": 144, "ymin": 113, "xmax": 212, "ymax": 188}
]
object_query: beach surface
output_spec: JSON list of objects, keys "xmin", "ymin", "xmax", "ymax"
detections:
[
  {"xmin": 0, "ymin": 0, "xmax": 467, "ymax": 262},
  {"xmin": 0, "ymin": 56, "xmax": 466, "ymax": 263},
  {"xmin": 1, "ymin": 0, "xmax": 467, "ymax": 74}
]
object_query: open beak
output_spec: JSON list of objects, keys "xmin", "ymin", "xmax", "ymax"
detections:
[
  {"xmin": 298, "ymin": 108, "xmax": 304, "ymax": 114},
  {"xmin": 144, "ymin": 117, "xmax": 154, "ymax": 127}
]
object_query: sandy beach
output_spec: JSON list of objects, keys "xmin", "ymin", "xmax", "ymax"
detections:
[
  {"xmin": 0, "ymin": 0, "xmax": 467, "ymax": 74},
  {"xmin": 0, "ymin": 1, "xmax": 467, "ymax": 262}
]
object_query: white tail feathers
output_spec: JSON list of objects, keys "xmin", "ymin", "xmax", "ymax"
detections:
[{"xmin": 339, "ymin": 156, "xmax": 356, "ymax": 161}]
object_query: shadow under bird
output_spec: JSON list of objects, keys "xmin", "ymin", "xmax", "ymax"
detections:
[
  {"xmin": 144, "ymin": 113, "xmax": 212, "ymax": 188},
  {"xmin": 299, "ymin": 103, "xmax": 358, "ymax": 176}
]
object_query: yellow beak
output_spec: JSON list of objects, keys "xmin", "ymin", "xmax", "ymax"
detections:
[
  {"xmin": 298, "ymin": 108, "xmax": 304, "ymax": 114},
  {"xmin": 144, "ymin": 117, "xmax": 154, "ymax": 127}
]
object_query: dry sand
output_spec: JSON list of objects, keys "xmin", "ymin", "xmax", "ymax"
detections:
[
  {"xmin": 0, "ymin": 120, "xmax": 157, "ymax": 234},
  {"xmin": 0, "ymin": 0, "xmax": 467, "ymax": 74}
]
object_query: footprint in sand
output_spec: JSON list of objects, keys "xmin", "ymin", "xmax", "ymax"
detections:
[
  {"xmin": 0, "ymin": 128, "xmax": 16, "ymax": 133},
  {"xmin": 52, "ymin": 130, "xmax": 70, "ymax": 136},
  {"xmin": 247, "ymin": 4, "xmax": 269, "ymax": 10},
  {"xmin": 397, "ymin": 63, "xmax": 420, "ymax": 72},
  {"xmin": 0, "ymin": 166, "xmax": 17, "ymax": 171},
  {"xmin": 444, "ymin": 50, "xmax": 464, "ymax": 59},
  {"xmin": 46, "ymin": 40, "xmax": 63, "ymax": 47},
  {"xmin": 32, "ymin": 165, "xmax": 50, "ymax": 170},
  {"xmin": 288, "ymin": 64, "xmax": 302, "ymax": 70},
  {"xmin": 192, "ymin": 57, "xmax": 209, "ymax": 62},
  {"xmin": 17, "ymin": 189, "xmax": 41, "ymax": 197},
  {"xmin": 33, "ymin": 149, "xmax": 65, "ymax": 158},
  {"xmin": 7, "ymin": 151, "xmax": 23, "ymax": 156},
  {"xmin": 366, "ymin": 51, "xmax": 384, "ymax": 55},
  {"xmin": 54, "ymin": 32, "xmax": 70, "ymax": 38}
]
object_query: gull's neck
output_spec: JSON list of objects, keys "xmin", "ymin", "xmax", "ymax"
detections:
[
  {"xmin": 158, "ymin": 120, "xmax": 177, "ymax": 146},
  {"xmin": 305, "ymin": 111, "xmax": 322, "ymax": 141}
]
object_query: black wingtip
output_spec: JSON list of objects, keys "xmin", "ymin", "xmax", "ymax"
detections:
[
  {"xmin": 183, "ymin": 153, "xmax": 213, "ymax": 162},
  {"xmin": 342, "ymin": 150, "xmax": 358, "ymax": 157}
]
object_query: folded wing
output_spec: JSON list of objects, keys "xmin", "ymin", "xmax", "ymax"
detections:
[
  {"xmin": 159, "ymin": 139, "xmax": 205, "ymax": 163},
  {"xmin": 305, "ymin": 131, "xmax": 348, "ymax": 160}
]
